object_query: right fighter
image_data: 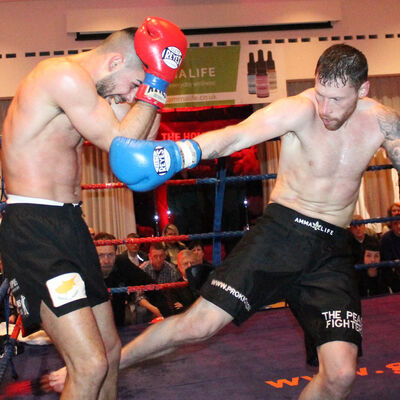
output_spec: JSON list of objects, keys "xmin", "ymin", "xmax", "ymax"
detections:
[
  {"xmin": 105, "ymin": 44, "xmax": 400, "ymax": 399},
  {"xmin": 0, "ymin": 17, "xmax": 186, "ymax": 400}
]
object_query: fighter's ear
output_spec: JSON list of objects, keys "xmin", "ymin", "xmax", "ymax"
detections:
[
  {"xmin": 108, "ymin": 54, "xmax": 124, "ymax": 72},
  {"xmin": 358, "ymin": 81, "xmax": 370, "ymax": 98}
]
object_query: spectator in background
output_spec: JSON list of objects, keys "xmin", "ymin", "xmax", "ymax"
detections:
[
  {"xmin": 381, "ymin": 201, "xmax": 400, "ymax": 234},
  {"xmin": 188, "ymin": 240, "xmax": 212, "ymax": 266},
  {"xmin": 169, "ymin": 249, "xmax": 199, "ymax": 314},
  {"xmin": 162, "ymin": 224, "xmax": 186, "ymax": 265},
  {"xmin": 348, "ymin": 215, "xmax": 378, "ymax": 263},
  {"xmin": 95, "ymin": 233, "xmax": 170, "ymax": 326},
  {"xmin": 348, "ymin": 214, "xmax": 378, "ymax": 296},
  {"xmin": 137, "ymin": 243, "xmax": 180, "ymax": 322},
  {"xmin": 380, "ymin": 209, "xmax": 400, "ymax": 292},
  {"xmin": 116, "ymin": 232, "xmax": 149, "ymax": 324},
  {"xmin": 117, "ymin": 232, "xmax": 148, "ymax": 269},
  {"xmin": 362, "ymin": 237, "xmax": 390, "ymax": 297}
]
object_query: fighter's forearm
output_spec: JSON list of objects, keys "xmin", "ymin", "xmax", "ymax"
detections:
[
  {"xmin": 194, "ymin": 125, "xmax": 244, "ymax": 160},
  {"xmin": 118, "ymin": 101, "xmax": 158, "ymax": 141}
]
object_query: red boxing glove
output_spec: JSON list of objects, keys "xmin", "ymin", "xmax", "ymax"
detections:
[{"xmin": 135, "ymin": 16, "xmax": 187, "ymax": 109}]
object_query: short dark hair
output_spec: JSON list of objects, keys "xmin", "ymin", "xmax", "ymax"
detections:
[
  {"xmin": 149, "ymin": 242, "xmax": 165, "ymax": 252},
  {"xmin": 94, "ymin": 232, "xmax": 117, "ymax": 250},
  {"xmin": 363, "ymin": 236, "xmax": 380, "ymax": 252},
  {"xmin": 188, "ymin": 240, "xmax": 204, "ymax": 250},
  {"xmin": 315, "ymin": 44, "xmax": 368, "ymax": 89}
]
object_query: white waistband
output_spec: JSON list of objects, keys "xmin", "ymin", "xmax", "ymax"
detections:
[{"xmin": 7, "ymin": 194, "xmax": 65, "ymax": 206}]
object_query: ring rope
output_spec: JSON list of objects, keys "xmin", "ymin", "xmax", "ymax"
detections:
[
  {"xmin": 355, "ymin": 260, "xmax": 400, "ymax": 270},
  {"xmin": 0, "ymin": 315, "xmax": 22, "ymax": 385},
  {"xmin": 349, "ymin": 215, "xmax": 400, "ymax": 225},
  {"xmin": 94, "ymin": 230, "xmax": 245, "ymax": 247},
  {"xmin": 109, "ymin": 280, "xmax": 188, "ymax": 294},
  {"xmin": 0, "ymin": 279, "xmax": 9, "ymax": 305},
  {"xmin": 80, "ymin": 164, "xmax": 393, "ymax": 191}
]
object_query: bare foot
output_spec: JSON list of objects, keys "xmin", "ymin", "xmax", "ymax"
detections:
[{"xmin": 41, "ymin": 366, "xmax": 67, "ymax": 393}]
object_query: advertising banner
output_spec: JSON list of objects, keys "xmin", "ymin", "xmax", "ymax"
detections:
[{"xmin": 166, "ymin": 44, "xmax": 287, "ymax": 108}]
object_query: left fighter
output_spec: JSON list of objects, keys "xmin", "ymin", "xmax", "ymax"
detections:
[{"xmin": 0, "ymin": 17, "xmax": 186, "ymax": 400}]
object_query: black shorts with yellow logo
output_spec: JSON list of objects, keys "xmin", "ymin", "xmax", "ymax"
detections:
[
  {"xmin": 0, "ymin": 203, "xmax": 109, "ymax": 332},
  {"xmin": 200, "ymin": 203, "xmax": 362, "ymax": 351}
]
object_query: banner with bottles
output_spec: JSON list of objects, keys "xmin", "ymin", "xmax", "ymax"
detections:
[{"xmin": 166, "ymin": 44, "xmax": 287, "ymax": 108}]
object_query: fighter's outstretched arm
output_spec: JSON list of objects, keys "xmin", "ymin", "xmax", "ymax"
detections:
[
  {"xmin": 195, "ymin": 94, "xmax": 313, "ymax": 159},
  {"xmin": 109, "ymin": 94, "xmax": 314, "ymax": 192}
]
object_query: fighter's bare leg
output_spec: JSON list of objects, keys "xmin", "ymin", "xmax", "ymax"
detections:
[
  {"xmin": 44, "ymin": 297, "xmax": 231, "ymax": 393},
  {"xmin": 92, "ymin": 301, "xmax": 122, "ymax": 400},
  {"xmin": 299, "ymin": 341, "xmax": 358, "ymax": 400},
  {"xmin": 120, "ymin": 297, "xmax": 233, "ymax": 369},
  {"xmin": 40, "ymin": 302, "xmax": 115, "ymax": 400}
]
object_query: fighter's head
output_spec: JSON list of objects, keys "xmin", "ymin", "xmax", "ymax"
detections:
[
  {"xmin": 315, "ymin": 44, "xmax": 368, "ymax": 90},
  {"xmin": 314, "ymin": 44, "xmax": 370, "ymax": 130},
  {"xmin": 95, "ymin": 27, "xmax": 144, "ymax": 104}
]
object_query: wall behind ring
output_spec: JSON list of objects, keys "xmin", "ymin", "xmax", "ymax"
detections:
[{"xmin": 1, "ymin": 0, "xmax": 400, "ymax": 97}]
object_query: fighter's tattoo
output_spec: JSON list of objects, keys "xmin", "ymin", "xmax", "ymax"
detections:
[
  {"xmin": 208, "ymin": 151, "xmax": 221, "ymax": 159},
  {"xmin": 378, "ymin": 107, "xmax": 400, "ymax": 171}
]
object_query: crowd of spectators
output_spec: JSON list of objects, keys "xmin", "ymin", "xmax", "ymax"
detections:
[
  {"xmin": 90, "ymin": 224, "xmax": 211, "ymax": 327},
  {"xmin": 349, "ymin": 202, "xmax": 400, "ymax": 298}
]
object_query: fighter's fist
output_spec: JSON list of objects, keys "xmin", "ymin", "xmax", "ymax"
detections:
[
  {"xmin": 135, "ymin": 17, "xmax": 187, "ymax": 109},
  {"xmin": 109, "ymin": 137, "xmax": 201, "ymax": 192}
]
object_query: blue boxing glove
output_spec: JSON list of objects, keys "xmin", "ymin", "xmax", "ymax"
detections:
[{"xmin": 109, "ymin": 137, "xmax": 201, "ymax": 192}]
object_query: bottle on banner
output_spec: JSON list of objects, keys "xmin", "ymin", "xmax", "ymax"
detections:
[
  {"xmin": 267, "ymin": 51, "xmax": 277, "ymax": 90},
  {"xmin": 247, "ymin": 52, "xmax": 256, "ymax": 94},
  {"xmin": 256, "ymin": 49, "xmax": 269, "ymax": 98}
]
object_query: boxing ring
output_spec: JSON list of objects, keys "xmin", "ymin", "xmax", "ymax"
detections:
[{"xmin": 1, "ymin": 162, "xmax": 400, "ymax": 399}]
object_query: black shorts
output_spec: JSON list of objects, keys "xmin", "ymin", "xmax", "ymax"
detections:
[
  {"xmin": 0, "ymin": 203, "xmax": 109, "ymax": 331},
  {"xmin": 201, "ymin": 203, "xmax": 362, "ymax": 351}
]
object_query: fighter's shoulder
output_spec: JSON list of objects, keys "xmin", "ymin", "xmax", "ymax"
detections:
[
  {"xmin": 279, "ymin": 88, "xmax": 317, "ymax": 122},
  {"xmin": 368, "ymin": 99, "xmax": 400, "ymax": 140},
  {"xmin": 270, "ymin": 89, "xmax": 315, "ymax": 116},
  {"xmin": 26, "ymin": 58, "xmax": 93, "ymax": 97}
]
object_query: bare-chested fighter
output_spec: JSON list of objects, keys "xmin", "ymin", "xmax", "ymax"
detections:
[
  {"xmin": 0, "ymin": 17, "xmax": 186, "ymax": 400},
  {"xmin": 47, "ymin": 44, "xmax": 400, "ymax": 399}
]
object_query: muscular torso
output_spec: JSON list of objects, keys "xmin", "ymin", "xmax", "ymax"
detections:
[
  {"xmin": 2, "ymin": 60, "xmax": 86, "ymax": 203},
  {"xmin": 3, "ymin": 102, "xmax": 83, "ymax": 203},
  {"xmin": 271, "ymin": 91, "xmax": 385, "ymax": 227}
]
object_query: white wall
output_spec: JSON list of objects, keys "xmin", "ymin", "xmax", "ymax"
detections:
[{"xmin": 1, "ymin": 0, "xmax": 400, "ymax": 97}]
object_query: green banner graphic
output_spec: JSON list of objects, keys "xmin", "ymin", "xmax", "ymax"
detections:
[{"xmin": 167, "ymin": 46, "xmax": 240, "ymax": 107}]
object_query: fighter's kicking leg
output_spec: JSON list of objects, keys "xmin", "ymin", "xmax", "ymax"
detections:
[
  {"xmin": 40, "ymin": 300, "xmax": 121, "ymax": 400},
  {"xmin": 120, "ymin": 297, "xmax": 233, "ymax": 368},
  {"xmin": 299, "ymin": 341, "xmax": 358, "ymax": 400}
]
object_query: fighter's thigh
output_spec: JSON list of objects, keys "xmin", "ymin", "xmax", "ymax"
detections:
[{"xmin": 40, "ymin": 301, "xmax": 106, "ymax": 365}]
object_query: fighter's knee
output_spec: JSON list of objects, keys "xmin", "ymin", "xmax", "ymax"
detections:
[
  {"xmin": 321, "ymin": 364, "xmax": 356, "ymax": 396},
  {"xmin": 175, "ymin": 299, "xmax": 231, "ymax": 343},
  {"xmin": 70, "ymin": 352, "xmax": 109, "ymax": 386}
]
